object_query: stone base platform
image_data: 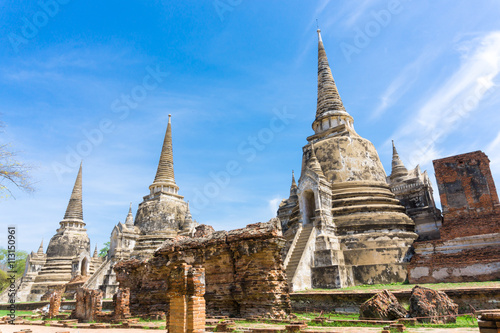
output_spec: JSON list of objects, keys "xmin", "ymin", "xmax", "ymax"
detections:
[{"xmin": 408, "ymin": 233, "xmax": 500, "ymax": 284}]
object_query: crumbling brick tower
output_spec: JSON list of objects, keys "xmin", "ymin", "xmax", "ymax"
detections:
[
  {"xmin": 408, "ymin": 151, "xmax": 500, "ymax": 283},
  {"xmin": 434, "ymin": 151, "xmax": 500, "ymax": 239}
]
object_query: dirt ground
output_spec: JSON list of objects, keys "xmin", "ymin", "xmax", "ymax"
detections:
[{"xmin": 0, "ymin": 324, "xmax": 480, "ymax": 333}]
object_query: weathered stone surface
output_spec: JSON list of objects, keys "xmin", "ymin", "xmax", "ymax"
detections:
[
  {"xmin": 279, "ymin": 32, "xmax": 417, "ymax": 291},
  {"xmin": 359, "ymin": 290, "xmax": 407, "ymax": 321},
  {"xmin": 134, "ymin": 196, "xmax": 189, "ymax": 234},
  {"xmin": 193, "ymin": 224, "xmax": 215, "ymax": 238},
  {"xmin": 409, "ymin": 286, "xmax": 458, "ymax": 323},
  {"xmin": 114, "ymin": 220, "xmax": 291, "ymax": 319},
  {"xmin": 46, "ymin": 230, "xmax": 90, "ymax": 258},
  {"xmin": 387, "ymin": 142, "xmax": 442, "ymax": 241},
  {"xmin": 2, "ymin": 165, "xmax": 104, "ymax": 303}
]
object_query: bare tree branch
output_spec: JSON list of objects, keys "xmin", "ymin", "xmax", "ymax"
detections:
[{"xmin": 0, "ymin": 120, "xmax": 36, "ymax": 199}]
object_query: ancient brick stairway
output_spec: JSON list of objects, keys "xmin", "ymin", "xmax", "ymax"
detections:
[{"xmin": 285, "ymin": 223, "xmax": 314, "ymax": 286}]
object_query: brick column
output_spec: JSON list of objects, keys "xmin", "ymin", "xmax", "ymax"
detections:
[
  {"xmin": 167, "ymin": 263, "xmax": 189, "ymax": 333},
  {"xmin": 88, "ymin": 289, "xmax": 103, "ymax": 322},
  {"xmin": 74, "ymin": 288, "xmax": 103, "ymax": 322},
  {"xmin": 113, "ymin": 287, "xmax": 131, "ymax": 319},
  {"xmin": 187, "ymin": 266, "xmax": 205, "ymax": 333},
  {"xmin": 48, "ymin": 290, "xmax": 62, "ymax": 318}
]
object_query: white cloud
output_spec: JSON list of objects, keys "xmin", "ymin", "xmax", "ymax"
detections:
[
  {"xmin": 342, "ymin": 0, "xmax": 374, "ymax": 28},
  {"xmin": 268, "ymin": 196, "xmax": 282, "ymax": 217},
  {"xmin": 372, "ymin": 51, "xmax": 436, "ymax": 119},
  {"xmin": 486, "ymin": 131, "xmax": 500, "ymax": 177},
  {"xmin": 392, "ymin": 31, "xmax": 500, "ymax": 168}
]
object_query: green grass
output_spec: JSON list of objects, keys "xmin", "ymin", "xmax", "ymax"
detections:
[
  {"xmin": 138, "ymin": 317, "xmax": 164, "ymax": 323},
  {"xmin": 298, "ymin": 280, "xmax": 500, "ymax": 293},
  {"xmin": 295, "ymin": 312, "xmax": 358, "ymax": 321},
  {"xmin": 0, "ymin": 309, "xmax": 33, "ymax": 316},
  {"xmin": 290, "ymin": 312, "xmax": 478, "ymax": 329}
]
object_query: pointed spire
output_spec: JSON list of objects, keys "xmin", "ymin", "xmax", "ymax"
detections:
[
  {"xmin": 308, "ymin": 144, "xmax": 324, "ymax": 177},
  {"xmin": 290, "ymin": 170, "xmax": 298, "ymax": 197},
  {"xmin": 150, "ymin": 114, "xmax": 179, "ymax": 193},
  {"xmin": 316, "ymin": 29, "xmax": 350, "ymax": 121},
  {"xmin": 93, "ymin": 244, "xmax": 98, "ymax": 258},
  {"xmin": 37, "ymin": 239, "xmax": 44, "ymax": 255},
  {"xmin": 390, "ymin": 140, "xmax": 409, "ymax": 180},
  {"xmin": 185, "ymin": 201, "xmax": 193, "ymax": 222},
  {"xmin": 182, "ymin": 200, "xmax": 194, "ymax": 231},
  {"xmin": 63, "ymin": 162, "xmax": 84, "ymax": 222},
  {"xmin": 125, "ymin": 202, "xmax": 134, "ymax": 225}
]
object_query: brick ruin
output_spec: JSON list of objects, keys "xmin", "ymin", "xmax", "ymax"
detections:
[
  {"xmin": 71, "ymin": 286, "xmax": 132, "ymax": 322},
  {"xmin": 113, "ymin": 287, "xmax": 131, "ymax": 319},
  {"xmin": 167, "ymin": 263, "xmax": 205, "ymax": 333},
  {"xmin": 114, "ymin": 220, "xmax": 291, "ymax": 319},
  {"xmin": 434, "ymin": 151, "xmax": 500, "ymax": 240},
  {"xmin": 408, "ymin": 151, "xmax": 500, "ymax": 283},
  {"xmin": 47, "ymin": 290, "xmax": 62, "ymax": 318},
  {"xmin": 73, "ymin": 288, "xmax": 104, "ymax": 323}
]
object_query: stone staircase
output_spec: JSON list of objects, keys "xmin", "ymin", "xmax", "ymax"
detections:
[
  {"xmin": 285, "ymin": 223, "xmax": 315, "ymax": 286},
  {"xmin": 132, "ymin": 233, "xmax": 176, "ymax": 259},
  {"xmin": 83, "ymin": 258, "xmax": 110, "ymax": 290},
  {"xmin": 83, "ymin": 258, "xmax": 119, "ymax": 298}
]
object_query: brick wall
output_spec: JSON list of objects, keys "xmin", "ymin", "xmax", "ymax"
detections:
[
  {"xmin": 433, "ymin": 151, "xmax": 500, "ymax": 239},
  {"xmin": 408, "ymin": 151, "xmax": 500, "ymax": 284},
  {"xmin": 114, "ymin": 221, "xmax": 291, "ymax": 319}
]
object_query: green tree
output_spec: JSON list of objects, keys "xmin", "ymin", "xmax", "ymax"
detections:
[
  {"xmin": 99, "ymin": 242, "xmax": 110, "ymax": 258},
  {"xmin": 0, "ymin": 248, "xmax": 27, "ymax": 293},
  {"xmin": 0, "ymin": 269, "xmax": 9, "ymax": 292},
  {"xmin": 0, "ymin": 248, "xmax": 28, "ymax": 277}
]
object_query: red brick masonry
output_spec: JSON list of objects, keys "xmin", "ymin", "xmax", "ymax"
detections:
[
  {"xmin": 408, "ymin": 151, "xmax": 500, "ymax": 283},
  {"xmin": 114, "ymin": 221, "xmax": 291, "ymax": 319}
]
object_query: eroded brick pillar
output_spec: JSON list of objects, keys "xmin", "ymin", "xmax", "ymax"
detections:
[
  {"xmin": 187, "ymin": 266, "xmax": 205, "ymax": 333},
  {"xmin": 48, "ymin": 290, "xmax": 62, "ymax": 318},
  {"xmin": 113, "ymin": 287, "xmax": 131, "ymax": 319},
  {"xmin": 167, "ymin": 263, "xmax": 189, "ymax": 333},
  {"xmin": 167, "ymin": 263, "xmax": 206, "ymax": 333},
  {"xmin": 87, "ymin": 289, "xmax": 103, "ymax": 322},
  {"xmin": 74, "ymin": 288, "xmax": 103, "ymax": 322}
]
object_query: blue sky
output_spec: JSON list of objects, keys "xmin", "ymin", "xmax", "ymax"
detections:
[{"xmin": 1, "ymin": 0, "xmax": 500, "ymax": 254}]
